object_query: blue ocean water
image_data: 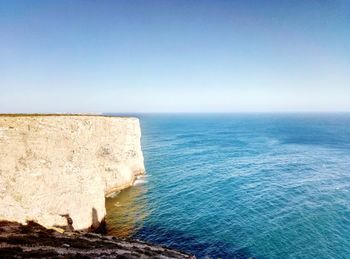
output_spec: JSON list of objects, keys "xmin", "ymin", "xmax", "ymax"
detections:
[{"xmin": 106, "ymin": 114, "xmax": 350, "ymax": 258}]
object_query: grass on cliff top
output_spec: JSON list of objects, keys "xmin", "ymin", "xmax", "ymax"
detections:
[{"xmin": 0, "ymin": 114, "xmax": 131, "ymax": 118}]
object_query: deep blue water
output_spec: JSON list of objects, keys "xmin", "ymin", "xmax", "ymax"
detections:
[{"xmin": 106, "ymin": 114, "xmax": 350, "ymax": 258}]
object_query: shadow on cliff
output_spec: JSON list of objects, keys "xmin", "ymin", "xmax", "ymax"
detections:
[
  {"xmin": 90, "ymin": 207, "xmax": 107, "ymax": 234},
  {"xmin": 55, "ymin": 207, "xmax": 107, "ymax": 234}
]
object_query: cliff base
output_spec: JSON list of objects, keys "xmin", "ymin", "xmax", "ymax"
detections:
[{"xmin": 0, "ymin": 221, "xmax": 194, "ymax": 259}]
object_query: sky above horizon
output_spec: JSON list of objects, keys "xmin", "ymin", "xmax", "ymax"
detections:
[{"xmin": 1, "ymin": 0, "xmax": 350, "ymax": 113}]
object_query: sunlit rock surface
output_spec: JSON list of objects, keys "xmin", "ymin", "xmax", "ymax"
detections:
[{"xmin": 0, "ymin": 115, "xmax": 145, "ymax": 230}]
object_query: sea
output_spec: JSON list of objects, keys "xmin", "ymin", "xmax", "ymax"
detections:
[{"xmin": 106, "ymin": 113, "xmax": 350, "ymax": 258}]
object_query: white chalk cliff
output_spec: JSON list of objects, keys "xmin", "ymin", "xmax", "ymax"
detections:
[{"xmin": 0, "ymin": 115, "xmax": 145, "ymax": 230}]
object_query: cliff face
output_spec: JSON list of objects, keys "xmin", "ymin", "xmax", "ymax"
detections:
[{"xmin": 0, "ymin": 115, "xmax": 145, "ymax": 230}]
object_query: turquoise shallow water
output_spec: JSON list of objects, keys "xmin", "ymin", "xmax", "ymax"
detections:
[{"xmin": 106, "ymin": 114, "xmax": 350, "ymax": 258}]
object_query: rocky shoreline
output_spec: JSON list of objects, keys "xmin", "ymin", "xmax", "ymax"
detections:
[{"xmin": 0, "ymin": 221, "xmax": 194, "ymax": 258}]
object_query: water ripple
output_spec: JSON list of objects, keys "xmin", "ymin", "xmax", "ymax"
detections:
[{"xmin": 106, "ymin": 114, "xmax": 350, "ymax": 258}]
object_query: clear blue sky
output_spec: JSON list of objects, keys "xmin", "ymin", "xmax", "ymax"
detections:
[{"xmin": 1, "ymin": 0, "xmax": 349, "ymax": 113}]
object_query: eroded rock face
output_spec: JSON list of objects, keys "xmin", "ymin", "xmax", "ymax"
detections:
[{"xmin": 0, "ymin": 115, "xmax": 145, "ymax": 230}]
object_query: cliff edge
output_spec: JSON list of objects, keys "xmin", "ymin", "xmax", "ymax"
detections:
[{"xmin": 0, "ymin": 115, "xmax": 145, "ymax": 230}]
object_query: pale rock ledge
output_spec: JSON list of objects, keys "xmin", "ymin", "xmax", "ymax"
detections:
[{"xmin": 0, "ymin": 115, "xmax": 145, "ymax": 230}]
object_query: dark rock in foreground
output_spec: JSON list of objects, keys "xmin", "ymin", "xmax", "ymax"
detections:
[{"xmin": 0, "ymin": 221, "xmax": 194, "ymax": 258}]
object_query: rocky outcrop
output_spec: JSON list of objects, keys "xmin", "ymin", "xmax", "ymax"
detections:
[
  {"xmin": 0, "ymin": 221, "xmax": 194, "ymax": 258},
  {"xmin": 0, "ymin": 115, "xmax": 145, "ymax": 230}
]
